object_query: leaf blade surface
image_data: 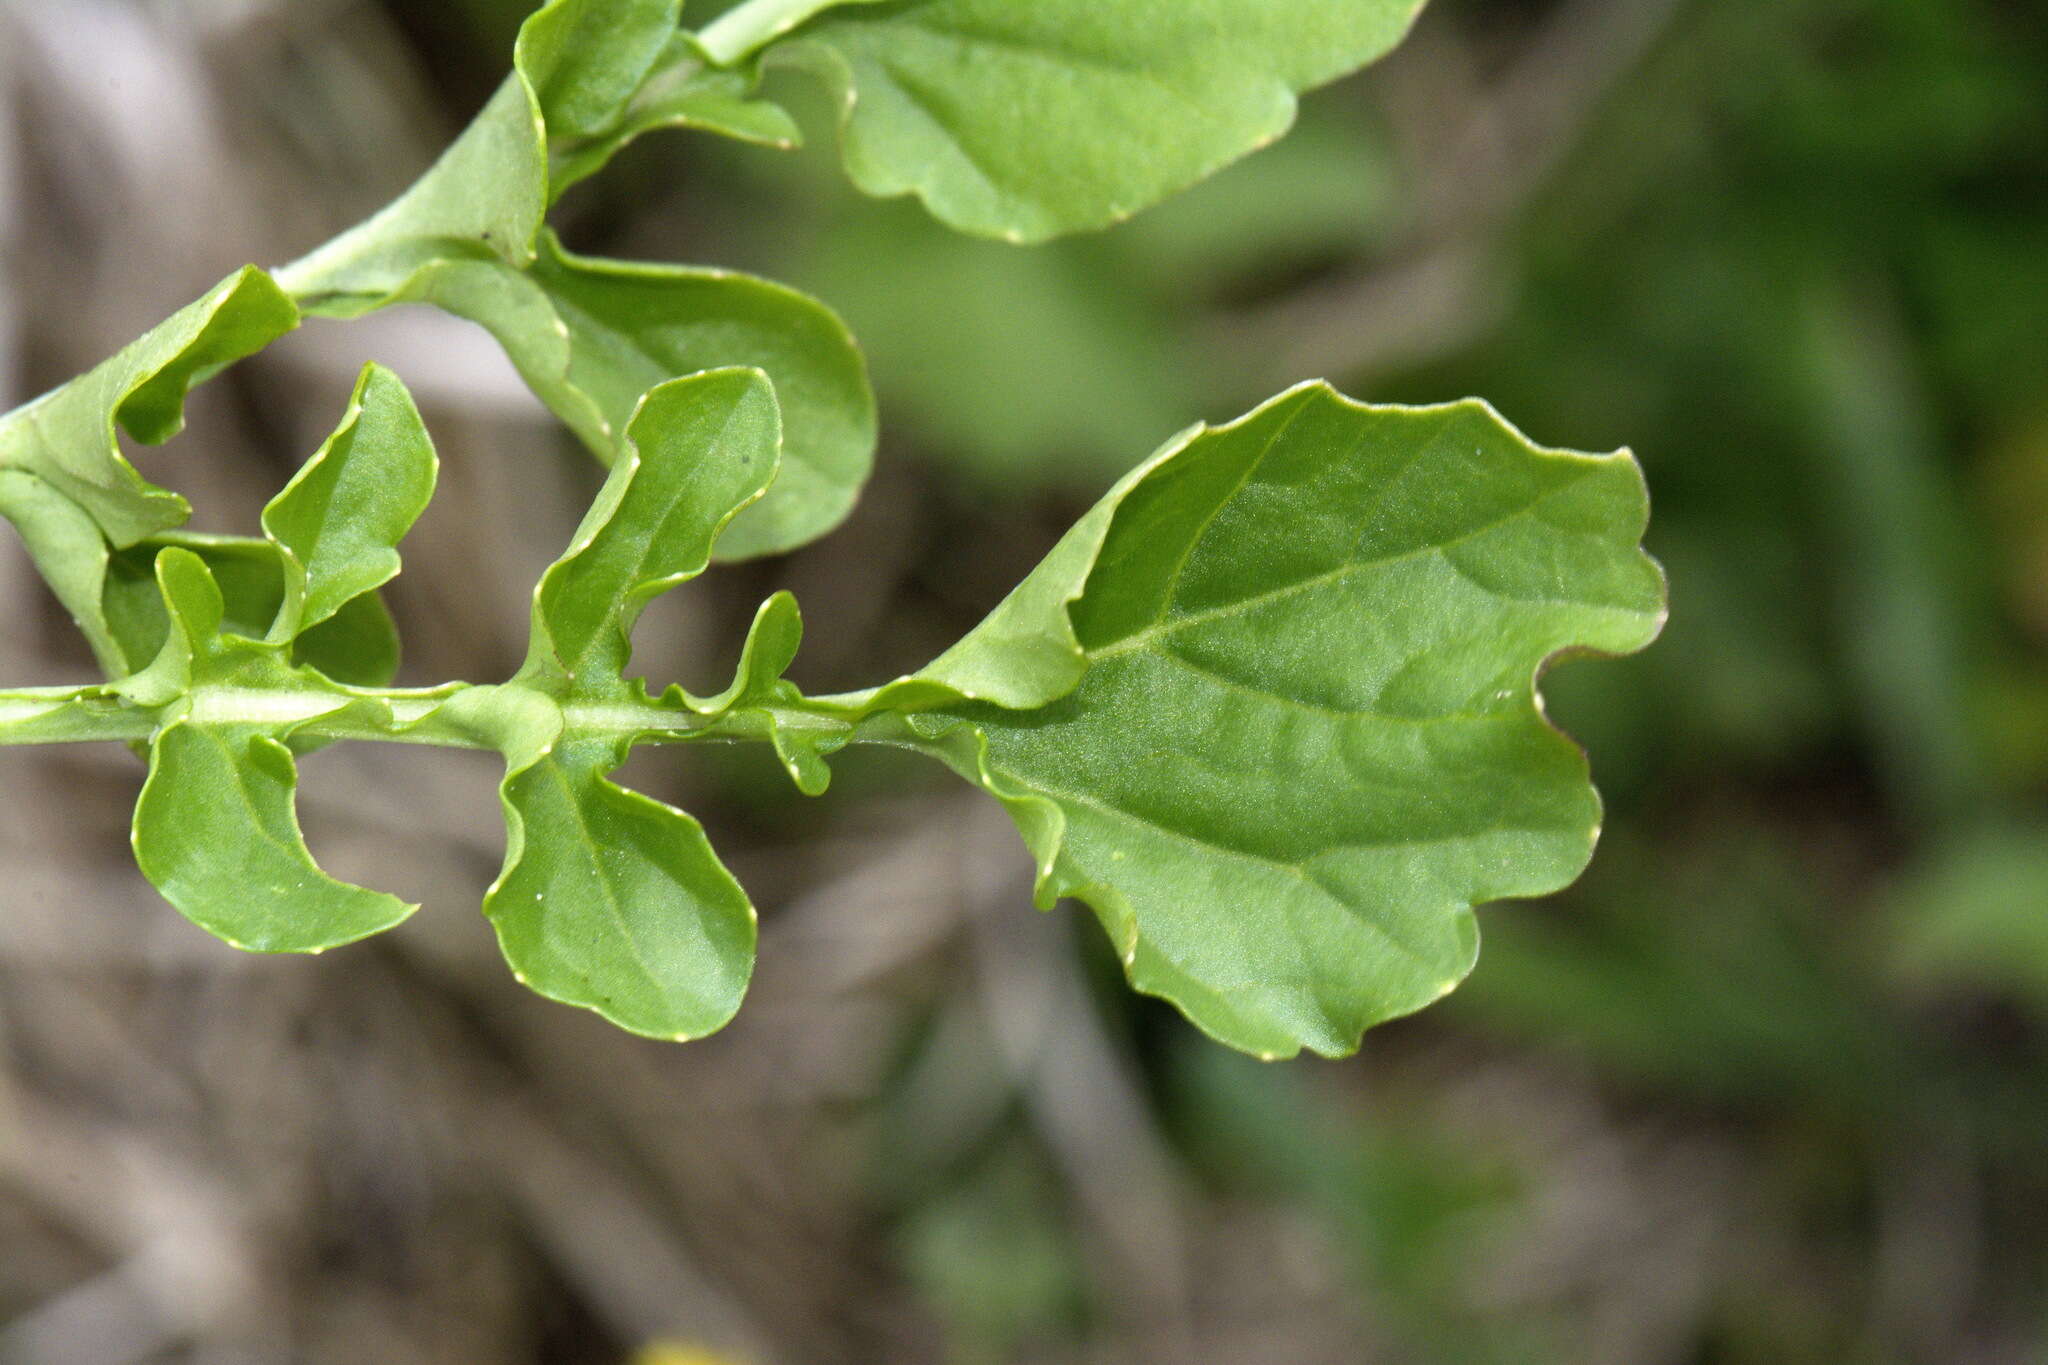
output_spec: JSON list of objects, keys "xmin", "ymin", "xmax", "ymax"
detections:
[
  {"xmin": 262, "ymin": 363, "xmax": 439, "ymax": 637},
  {"xmin": 127, "ymin": 549, "xmax": 416, "ymax": 952},
  {"xmin": 878, "ymin": 383, "xmax": 1665, "ymax": 1057},
  {"xmin": 772, "ymin": 0, "xmax": 1426, "ymax": 241},
  {"xmin": 0, "ymin": 266, "xmax": 298, "ymax": 547},
  {"xmin": 471, "ymin": 369, "xmax": 781, "ymax": 1036},
  {"xmin": 487, "ymin": 739, "xmax": 757, "ymax": 1040},
  {"xmin": 274, "ymin": 0, "xmax": 870, "ymax": 558}
]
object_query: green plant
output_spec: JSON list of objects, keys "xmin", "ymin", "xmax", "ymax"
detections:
[{"xmin": 0, "ymin": 0, "xmax": 1662, "ymax": 1059}]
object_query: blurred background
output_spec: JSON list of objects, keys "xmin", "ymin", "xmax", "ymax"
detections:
[{"xmin": 2, "ymin": 0, "xmax": 2046, "ymax": 1360}]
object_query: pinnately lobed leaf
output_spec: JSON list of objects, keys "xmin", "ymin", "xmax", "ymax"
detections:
[
  {"xmin": 466, "ymin": 369, "xmax": 782, "ymax": 1039},
  {"xmin": 840, "ymin": 382, "xmax": 1667, "ymax": 1059},
  {"xmin": 0, "ymin": 360, "xmax": 1663, "ymax": 1058},
  {"xmin": 0, "ymin": 2, "xmax": 1677, "ymax": 1061},
  {"xmin": 127, "ymin": 549, "xmax": 417, "ymax": 953},
  {"xmin": 122, "ymin": 371, "xmax": 443, "ymax": 952}
]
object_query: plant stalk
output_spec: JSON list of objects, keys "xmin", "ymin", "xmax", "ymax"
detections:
[
  {"xmin": 0, "ymin": 683, "xmax": 852, "ymax": 752},
  {"xmin": 694, "ymin": 0, "xmax": 846, "ymax": 66}
]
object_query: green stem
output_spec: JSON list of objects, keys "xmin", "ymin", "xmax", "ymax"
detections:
[
  {"xmin": 694, "ymin": 0, "xmax": 849, "ymax": 66},
  {"xmin": 0, "ymin": 681, "xmax": 859, "ymax": 754}
]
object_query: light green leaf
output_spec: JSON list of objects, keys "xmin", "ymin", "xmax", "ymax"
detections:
[
  {"xmin": 135, "ymin": 722, "xmax": 417, "ymax": 952},
  {"xmin": 523, "ymin": 1, "xmax": 800, "ymax": 199},
  {"xmin": 764, "ymin": 0, "xmax": 1426, "ymax": 241},
  {"xmin": 275, "ymin": 0, "xmax": 800, "ymax": 300},
  {"xmin": 872, "ymin": 383, "xmax": 1665, "ymax": 1058},
  {"xmin": 0, "ymin": 266, "xmax": 298, "ymax": 546},
  {"xmin": 102, "ymin": 535, "xmax": 274, "ymax": 681},
  {"xmin": 102, "ymin": 362, "xmax": 436, "ymax": 686},
  {"xmin": 526, "ymin": 366, "xmax": 781, "ymax": 688},
  {"xmin": 261, "ymin": 363, "xmax": 439, "ymax": 638},
  {"xmin": 680, "ymin": 590, "xmax": 841, "ymax": 794},
  {"xmin": 0, "ymin": 470, "xmax": 122, "ymax": 675},
  {"xmin": 526, "ymin": 233, "xmax": 869, "ymax": 558},
  {"xmin": 413, "ymin": 233, "xmax": 871, "ymax": 560},
  {"xmin": 518, "ymin": 0, "xmax": 683, "ymax": 146},
  {"xmin": 274, "ymin": 76, "xmax": 547, "ymax": 305},
  {"xmin": 488, "ymin": 738, "xmax": 757, "ymax": 1040},
  {"xmin": 915, "ymin": 423, "xmax": 1201, "ymax": 708},
  {"xmin": 0, "ymin": 267, "xmax": 301, "ymax": 682},
  {"xmin": 102, "ymin": 533, "xmax": 402, "ymax": 688},
  {"xmin": 682, "ymin": 589, "xmax": 806, "ymax": 715},
  {"xmin": 467, "ymin": 369, "xmax": 778, "ymax": 1037},
  {"xmin": 294, "ymin": 592, "xmax": 405, "ymax": 690},
  {"xmin": 812, "ymin": 422, "xmax": 1199, "ymax": 718},
  {"xmin": 0, "ymin": 378, "xmax": 407, "ymax": 687},
  {"xmin": 549, "ymin": 34, "xmax": 803, "ymax": 198},
  {"xmin": 127, "ymin": 549, "xmax": 416, "ymax": 952},
  {"xmin": 274, "ymin": 0, "xmax": 871, "ymax": 562},
  {"xmin": 108, "ymin": 545, "xmax": 220, "ymax": 706}
]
